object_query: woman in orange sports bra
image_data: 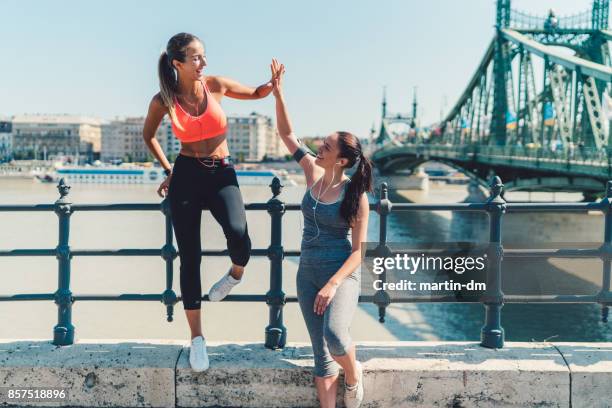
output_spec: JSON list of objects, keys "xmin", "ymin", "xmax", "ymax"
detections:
[
  {"xmin": 142, "ymin": 32, "xmax": 280, "ymax": 372},
  {"xmin": 170, "ymin": 78, "xmax": 227, "ymax": 143}
]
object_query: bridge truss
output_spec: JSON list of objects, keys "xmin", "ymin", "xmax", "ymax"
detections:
[
  {"xmin": 372, "ymin": 1, "xmax": 612, "ymax": 195},
  {"xmin": 442, "ymin": 0, "xmax": 612, "ymax": 150}
]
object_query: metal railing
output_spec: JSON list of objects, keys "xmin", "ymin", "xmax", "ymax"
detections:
[
  {"xmin": 377, "ymin": 143, "xmax": 612, "ymax": 178},
  {"xmin": 398, "ymin": 143, "xmax": 611, "ymax": 165},
  {"xmin": 1, "ymin": 176, "xmax": 611, "ymax": 349}
]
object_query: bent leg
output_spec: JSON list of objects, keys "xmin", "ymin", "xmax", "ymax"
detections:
[{"xmin": 207, "ymin": 182, "xmax": 251, "ymax": 270}]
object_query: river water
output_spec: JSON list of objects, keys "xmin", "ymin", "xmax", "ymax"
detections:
[{"xmin": 0, "ymin": 176, "xmax": 609, "ymax": 343}]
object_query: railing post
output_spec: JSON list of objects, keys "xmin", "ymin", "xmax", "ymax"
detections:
[
  {"xmin": 598, "ymin": 181, "xmax": 612, "ymax": 322},
  {"xmin": 480, "ymin": 176, "xmax": 506, "ymax": 348},
  {"xmin": 374, "ymin": 182, "xmax": 392, "ymax": 323},
  {"xmin": 160, "ymin": 198, "xmax": 178, "ymax": 322},
  {"xmin": 265, "ymin": 177, "xmax": 287, "ymax": 349},
  {"xmin": 53, "ymin": 178, "xmax": 75, "ymax": 346}
]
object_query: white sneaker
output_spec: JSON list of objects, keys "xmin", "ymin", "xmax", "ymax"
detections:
[
  {"xmin": 344, "ymin": 361, "xmax": 364, "ymax": 408},
  {"xmin": 208, "ymin": 267, "xmax": 241, "ymax": 302},
  {"xmin": 189, "ymin": 336, "xmax": 209, "ymax": 372}
]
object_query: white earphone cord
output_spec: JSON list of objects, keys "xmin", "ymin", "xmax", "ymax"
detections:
[{"xmin": 303, "ymin": 165, "xmax": 337, "ymax": 243}]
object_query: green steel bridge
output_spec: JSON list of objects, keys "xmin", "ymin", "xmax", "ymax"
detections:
[{"xmin": 372, "ymin": 0, "xmax": 612, "ymax": 199}]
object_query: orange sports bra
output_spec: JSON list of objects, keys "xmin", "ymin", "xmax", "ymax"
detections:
[{"xmin": 171, "ymin": 79, "xmax": 227, "ymax": 143}]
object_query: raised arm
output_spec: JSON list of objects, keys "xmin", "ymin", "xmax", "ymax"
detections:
[
  {"xmin": 271, "ymin": 59, "xmax": 322, "ymax": 186},
  {"xmin": 215, "ymin": 75, "xmax": 274, "ymax": 100}
]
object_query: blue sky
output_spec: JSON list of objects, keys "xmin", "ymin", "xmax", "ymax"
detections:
[{"xmin": 0, "ymin": 0, "xmax": 599, "ymax": 138}]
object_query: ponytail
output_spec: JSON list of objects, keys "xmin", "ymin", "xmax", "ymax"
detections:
[
  {"xmin": 159, "ymin": 32, "xmax": 202, "ymax": 132},
  {"xmin": 157, "ymin": 51, "xmax": 184, "ymax": 131},
  {"xmin": 337, "ymin": 133, "xmax": 374, "ymax": 226}
]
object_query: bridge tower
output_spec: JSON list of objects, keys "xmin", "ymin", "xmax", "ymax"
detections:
[
  {"xmin": 592, "ymin": 0, "xmax": 610, "ymax": 30},
  {"xmin": 376, "ymin": 86, "xmax": 420, "ymax": 145},
  {"xmin": 411, "ymin": 87, "xmax": 418, "ymax": 128},
  {"xmin": 382, "ymin": 86, "xmax": 387, "ymax": 118},
  {"xmin": 430, "ymin": 0, "xmax": 612, "ymax": 150},
  {"xmin": 491, "ymin": 0, "xmax": 511, "ymax": 145}
]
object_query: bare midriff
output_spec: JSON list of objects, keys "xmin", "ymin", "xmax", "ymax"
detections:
[{"xmin": 178, "ymin": 133, "xmax": 230, "ymax": 158}]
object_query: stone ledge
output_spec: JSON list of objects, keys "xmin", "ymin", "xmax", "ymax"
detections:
[
  {"xmin": 0, "ymin": 339, "xmax": 610, "ymax": 407},
  {"xmin": 554, "ymin": 343, "xmax": 612, "ymax": 408},
  {"xmin": 0, "ymin": 339, "xmax": 183, "ymax": 408}
]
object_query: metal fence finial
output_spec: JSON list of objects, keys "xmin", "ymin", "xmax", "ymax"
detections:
[
  {"xmin": 488, "ymin": 176, "xmax": 504, "ymax": 200},
  {"xmin": 270, "ymin": 177, "xmax": 283, "ymax": 198},
  {"xmin": 57, "ymin": 178, "xmax": 71, "ymax": 199}
]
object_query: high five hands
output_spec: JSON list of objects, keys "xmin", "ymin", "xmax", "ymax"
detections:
[{"xmin": 270, "ymin": 58, "xmax": 286, "ymax": 98}]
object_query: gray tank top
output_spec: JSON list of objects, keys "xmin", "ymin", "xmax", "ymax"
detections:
[{"xmin": 300, "ymin": 178, "xmax": 352, "ymax": 260}]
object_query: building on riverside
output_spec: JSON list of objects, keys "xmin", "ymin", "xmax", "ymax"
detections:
[
  {"xmin": 101, "ymin": 116, "xmax": 178, "ymax": 163},
  {"xmin": 11, "ymin": 114, "xmax": 102, "ymax": 162}
]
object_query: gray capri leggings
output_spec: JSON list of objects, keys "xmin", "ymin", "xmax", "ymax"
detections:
[{"xmin": 297, "ymin": 257, "xmax": 361, "ymax": 377}]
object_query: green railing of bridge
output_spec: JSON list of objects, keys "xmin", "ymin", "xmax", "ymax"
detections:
[
  {"xmin": 1, "ymin": 176, "xmax": 611, "ymax": 349},
  {"xmin": 377, "ymin": 143, "xmax": 612, "ymax": 178}
]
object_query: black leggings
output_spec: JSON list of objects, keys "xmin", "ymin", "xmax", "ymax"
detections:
[{"xmin": 168, "ymin": 154, "xmax": 251, "ymax": 310}]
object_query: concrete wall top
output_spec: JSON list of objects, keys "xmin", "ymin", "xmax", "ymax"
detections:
[{"xmin": 1, "ymin": 339, "xmax": 611, "ymax": 407}]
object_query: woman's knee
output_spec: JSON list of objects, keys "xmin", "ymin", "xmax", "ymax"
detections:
[
  {"xmin": 323, "ymin": 325, "xmax": 351, "ymax": 356},
  {"xmin": 313, "ymin": 360, "xmax": 340, "ymax": 378},
  {"xmin": 177, "ymin": 247, "xmax": 202, "ymax": 270},
  {"xmin": 312, "ymin": 345, "xmax": 340, "ymax": 378}
]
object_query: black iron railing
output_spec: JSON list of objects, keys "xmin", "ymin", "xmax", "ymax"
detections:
[{"xmin": 1, "ymin": 176, "xmax": 611, "ymax": 349}]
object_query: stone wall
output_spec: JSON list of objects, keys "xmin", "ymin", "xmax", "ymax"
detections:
[{"xmin": 1, "ymin": 339, "xmax": 611, "ymax": 407}]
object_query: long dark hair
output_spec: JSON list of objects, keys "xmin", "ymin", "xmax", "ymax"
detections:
[
  {"xmin": 337, "ymin": 131, "xmax": 374, "ymax": 226},
  {"xmin": 157, "ymin": 32, "xmax": 202, "ymax": 131}
]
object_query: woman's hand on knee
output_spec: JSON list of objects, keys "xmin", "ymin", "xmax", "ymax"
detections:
[{"xmin": 314, "ymin": 282, "xmax": 339, "ymax": 315}]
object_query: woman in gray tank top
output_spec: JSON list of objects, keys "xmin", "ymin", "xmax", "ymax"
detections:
[{"xmin": 270, "ymin": 59, "xmax": 373, "ymax": 408}]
